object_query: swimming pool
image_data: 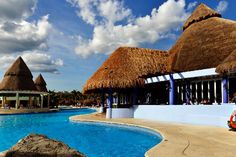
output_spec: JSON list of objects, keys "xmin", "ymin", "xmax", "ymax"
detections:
[{"xmin": 0, "ymin": 108, "xmax": 162, "ymax": 157}]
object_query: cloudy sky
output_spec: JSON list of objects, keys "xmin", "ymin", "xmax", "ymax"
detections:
[{"xmin": 0, "ymin": 0, "xmax": 235, "ymax": 91}]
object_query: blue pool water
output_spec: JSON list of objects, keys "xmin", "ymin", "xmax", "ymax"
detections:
[{"xmin": 0, "ymin": 109, "xmax": 162, "ymax": 157}]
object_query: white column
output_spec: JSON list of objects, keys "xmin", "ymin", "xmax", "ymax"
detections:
[
  {"xmin": 190, "ymin": 83, "xmax": 192, "ymax": 99},
  {"xmin": 201, "ymin": 81, "xmax": 204, "ymax": 100},
  {"xmin": 208, "ymin": 81, "xmax": 210, "ymax": 100},
  {"xmin": 40, "ymin": 95, "xmax": 44, "ymax": 108},
  {"xmin": 1, "ymin": 96, "xmax": 4, "ymax": 107},
  {"xmin": 177, "ymin": 85, "xmax": 180, "ymax": 102},
  {"xmin": 195, "ymin": 83, "xmax": 198, "ymax": 100},
  {"xmin": 214, "ymin": 80, "xmax": 217, "ymax": 101},
  {"xmin": 181, "ymin": 85, "xmax": 184, "ymax": 102},
  {"xmin": 16, "ymin": 93, "xmax": 19, "ymax": 109}
]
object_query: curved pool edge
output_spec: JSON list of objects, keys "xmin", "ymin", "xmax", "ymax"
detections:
[{"xmin": 69, "ymin": 112, "xmax": 165, "ymax": 157}]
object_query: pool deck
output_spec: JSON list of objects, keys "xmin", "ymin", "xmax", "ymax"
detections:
[
  {"xmin": 0, "ymin": 108, "xmax": 53, "ymax": 115},
  {"xmin": 70, "ymin": 112, "xmax": 236, "ymax": 157}
]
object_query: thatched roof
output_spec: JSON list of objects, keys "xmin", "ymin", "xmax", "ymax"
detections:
[
  {"xmin": 216, "ymin": 50, "xmax": 236, "ymax": 74},
  {"xmin": 0, "ymin": 57, "xmax": 37, "ymax": 91},
  {"xmin": 35, "ymin": 74, "xmax": 47, "ymax": 92},
  {"xmin": 168, "ymin": 3, "xmax": 236, "ymax": 72},
  {"xmin": 183, "ymin": 3, "xmax": 221, "ymax": 30},
  {"xmin": 83, "ymin": 47, "xmax": 168, "ymax": 93}
]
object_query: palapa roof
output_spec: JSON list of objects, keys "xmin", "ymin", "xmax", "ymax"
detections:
[
  {"xmin": 0, "ymin": 57, "xmax": 37, "ymax": 91},
  {"xmin": 216, "ymin": 50, "xmax": 236, "ymax": 74},
  {"xmin": 168, "ymin": 3, "xmax": 236, "ymax": 72},
  {"xmin": 83, "ymin": 47, "xmax": 168, "ymax": 93},
  {"xmin": 34, "ymin": 74, "xmax": 47, "ymax": 92},
  {"xmin": 183, "ymin": 3, "xmax": 221, "ymax": 30}
]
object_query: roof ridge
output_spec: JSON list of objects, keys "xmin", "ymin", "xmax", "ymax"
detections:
[{"xmin": 183, "ymin": 3, "xmax": 221, "ymax": 31}]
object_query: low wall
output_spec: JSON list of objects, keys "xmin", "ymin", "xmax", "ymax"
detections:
[
  {"xmin": 133, "ymin": 104, "xmax": 236, "ymax": 128},
  {"xmin": 106, "ymin": 108, "xmax": 134, "ymax": 118}
]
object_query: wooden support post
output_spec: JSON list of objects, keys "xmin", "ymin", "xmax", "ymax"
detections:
[
  {"xmin": 40, "ymin": 95, "xmax": 44, "ymax": 108},
  {"xmin": 16, "ymin": 93, "xmax": 19, "ymax": 109},
  {"xmin": 29, "ymin": 96, "xmax": 33, "ymax": 108},
  {"xmin": 47, "ymin": 95, "xmax": 50, "ymax": 108}
]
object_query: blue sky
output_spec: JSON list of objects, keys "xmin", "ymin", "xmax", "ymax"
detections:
[{"xmin": 0, "ymin": 0, "xmax": 235, "ymax": 92}]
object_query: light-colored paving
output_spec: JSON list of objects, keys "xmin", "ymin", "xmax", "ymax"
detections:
[{"xmin": 70, "ymin": 112, "xmax": 236, "ymax": 157}]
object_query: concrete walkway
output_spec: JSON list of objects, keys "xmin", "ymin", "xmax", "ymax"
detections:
[{"xmin": 70, "ymin": 113, "xmax": 236, "ymax": 157}]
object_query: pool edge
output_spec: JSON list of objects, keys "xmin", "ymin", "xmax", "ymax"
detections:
[{"xmin": 69, "ymin": 111, "xmax": 165, "ymax": 157}]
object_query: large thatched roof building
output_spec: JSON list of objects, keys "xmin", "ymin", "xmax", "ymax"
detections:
[
  {"xmin": 85, "ymin": 4, "xmax": 236, "ymax": 93},
  {"xmin": 83, "ymin": 3, "xmax": 236, "ymax": 119},
  {"xmin": 216, "ymin": 50, "xmax": 236, "ymax": 74},
  {"xmin": 147, "ymin": 3, "xmax": 236, "ymax": 105},
  {"xmin": 0, "ymin": 57, "xmax": 50, "ymax": 109},
  {"xmin": 83, "ymin": 47, "xmax": 168, "ymax": 93},
  {"xmin": 168, "ymin": 3, "xmax": 236, "ymax": 72}
]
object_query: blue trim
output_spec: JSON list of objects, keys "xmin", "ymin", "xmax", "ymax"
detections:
[
  {"xmin": 169, "ymin": 74, "xmax": 175, "ymax": 105},
  {"xmin": 222, "ymin": 76, "xmax": 228, "ymax": 103}
]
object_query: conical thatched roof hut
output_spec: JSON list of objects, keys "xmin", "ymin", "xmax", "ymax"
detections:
[
  {"xmin": 0, "ymin": 57, "xmax": 37, "ymax": 91},
  {"xmin": 83, "ymin": 47, "xmax": 168, "ymax": 93},
  {"xmin": 35, "ymin": 74, "xmax": 47, "ymax": 92},
  {"xmin": 168, "ymin": 3, "xmax": 236, "ymax": 72},
  {"xmin": 216, "ymin": 50, "xmax": 236, "ymax": 74}
]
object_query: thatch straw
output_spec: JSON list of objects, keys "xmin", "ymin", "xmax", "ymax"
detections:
[
  {"xmin": 216, "ymin": 50, "xmax": 236, "ymax": 74},
  {"xmin": 168, "ymin": 4, "xmax": 236, "ymax": 72},
  {"xmin": 183, "ymin": 3, "xmax": 221, "ymax": 31},
  {"xmin": 0, "ymin": 57, "xmax": 37, "ymax": 91},
  {"xmin": 34, "ymin": 74, "xmax": 47, "ymax": 92},
  {"xmin": 83, "ymin": 47, "xmax": 168, "ymax": 93}
]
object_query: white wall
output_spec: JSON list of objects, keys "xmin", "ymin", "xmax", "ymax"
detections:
[
  {"xmin": 107, "ymin": 108, "xmax": 134, "ymax": 118},
  {"xmin": 133, "ymin": 104, "xmax": 236, "ymax": 128}
]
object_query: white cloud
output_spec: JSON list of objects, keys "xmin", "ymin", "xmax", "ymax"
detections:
[
  {"xmin": 0, "ymin": 52, "xmax": 64, "ymax": 74},
  {"xmin": 67, "ymin": 0, "xmax": 97, "ymax": 25},
  {"xmin": 0, "ymin": 15, "xmax": 51, "ymax": 53},
  {"xmin": 187, "ymin": 1, "xmax": 198, "ymax": 10},
  {"xmin": 0, "ymin": 0, "xmax": 62, "ymax": 74},
  {"xmin": 97, "ymin": 0, "xmax": 131, "ymax": 24},
  {"xmin": 216, "ymin": 0, "xmax": 228, "ymax": 13},
  {"xmin": 0, "ymin": 55, "xmax": 16, "ymax": 70},
  {"xmin": 22, "ymin": 52, "xmax": 63, "ymax": 74},
  {"xmin": 0, "ymin": 0, "xmax": 37, "ymax": 22},
  {"xmin": 67, "ymin": 0, "xmax": 132, "ymax": 25},
  {"xmin": 68, "ymin": 0, "xmax": 190, "ymax": 57}
]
